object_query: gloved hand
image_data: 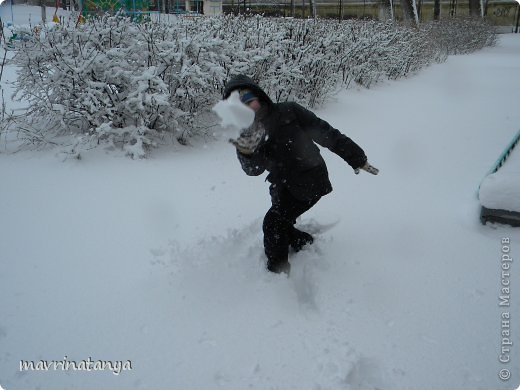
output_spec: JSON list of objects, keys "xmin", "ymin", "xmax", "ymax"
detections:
[
  {"xmin": 229, "ymin": 122, "xmax": 265, "ymax": 155},
  {"xmin": 355, "ymin": 162, "xmax": 379, "ymax": 175},
  {"xmin": 229, "ymin": 137, "xmax": 256, "ymax": 155}
]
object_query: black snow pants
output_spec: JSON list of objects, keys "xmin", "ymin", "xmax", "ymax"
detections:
[{"xmin": 262, "ymin": 183, "xmax": 321, "ymax": 262}]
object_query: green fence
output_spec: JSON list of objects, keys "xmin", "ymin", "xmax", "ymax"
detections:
[{"xmin": 82, "ymin": 0, "xmax": 160, "ymax": 19}]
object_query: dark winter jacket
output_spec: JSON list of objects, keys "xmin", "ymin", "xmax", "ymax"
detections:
[{"xmin": 224, "ymin": 75, "xmax": 367, "ymax": 202}]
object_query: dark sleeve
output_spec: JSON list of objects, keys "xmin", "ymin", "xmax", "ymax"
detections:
[
  {"xmin": 294, "ymin": 103, "xmax": 367, "ymax": 170},
  {"xmin": 236, "ymin": 149, "xmax": 265, "ymax": 176}
]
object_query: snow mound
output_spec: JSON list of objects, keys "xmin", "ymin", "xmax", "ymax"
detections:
[
  {"xmin": 212, "ymin": 90, "xmax": 255, "ymax": 136},
  {"xmin": 479, "ymin": 173, "xmax": 520, "ymax": 212},
  {"xmin": 479, "ymin": 143, "xmax": 520, "ymax": 212}
]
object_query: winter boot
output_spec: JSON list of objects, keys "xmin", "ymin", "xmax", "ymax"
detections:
[
  {"xmin": 267, "ymin": 257, "xmax": 291, "ymax": 275},
  {"xmin": 289, "ymin": 228, "xmax": 314, "ymax": 252}
]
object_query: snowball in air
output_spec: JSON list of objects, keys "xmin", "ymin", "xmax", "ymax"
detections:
[{"xmin": 212, "ymin": 90, "xmax": 255, "ymax": 131}]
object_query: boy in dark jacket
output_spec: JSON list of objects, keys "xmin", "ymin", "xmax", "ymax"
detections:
[{"xmin": 224, "ymin": 75, "xmax": 378, "ymax": 275}]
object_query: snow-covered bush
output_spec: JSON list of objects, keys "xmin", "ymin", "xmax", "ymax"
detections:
[
  {"xmin": 3, "ymin": 14, "xmax": 495, "ymax": 156},
  {"xmin": 8, "ymin": 16, "xmax": 197, "ymax": 156},
  {"xmin": 422, "ymin": 17, "xmax": 497, "ymax": 55}
]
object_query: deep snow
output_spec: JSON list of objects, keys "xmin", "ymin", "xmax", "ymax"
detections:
[{"xmin": 1, "ymin": 8, "xmax": 520, "ymax": 389}]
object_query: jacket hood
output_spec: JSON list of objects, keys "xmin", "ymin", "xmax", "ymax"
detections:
[{"xmin": 223, "ymin": 74, "xmax": 273, "ymax": 106}]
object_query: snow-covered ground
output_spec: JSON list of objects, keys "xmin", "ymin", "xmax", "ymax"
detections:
[{"xmin": 1, "ymin": 7, "xmax": 520, "ymax": 389}]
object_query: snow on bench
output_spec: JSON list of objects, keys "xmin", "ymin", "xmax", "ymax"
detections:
[{"xmin": 479, "ymin": 129, "xmax": 520, "ymax": 227}]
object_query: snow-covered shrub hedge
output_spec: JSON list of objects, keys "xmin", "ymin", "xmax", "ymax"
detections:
[
  {"xmin": 3, "ymin": 15, "xmax": 495, "ymax": 156},
  {"xmin": 422, "ymin": 17, "xmax": 497, "ymax": 55}
]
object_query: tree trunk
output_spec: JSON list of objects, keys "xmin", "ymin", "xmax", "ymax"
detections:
[
  {"xmin": 416, "ymin": 0, "xmax": 422, "ymax": 21},
  {"xmin": 400, "ymin": 0, "xmax": 417, "ymax": 25},
  {"xmin": 309, "ymin": 0, "xmax": 316, "ymax": 18},
  {"xmin": 482, "ymin": 0, "xmax": 489, "ymax": 16},
  {"xmin": 433, "ymin": 0, "xmax": 440, "ymax": 20},
  {"xmin": 515, "ymin": 4, "xmax": 520, "ymax": 33},
  {"xmin": 449, "ymin": 0, "xmax": 457, "ymax": 17},
  {"xmin": 468, "ymin": 0, "xmax": 481, "ymax": 17},
  {"xmin": 379, "ymin": 0, "xmax": 392, "ymax": 21},
  {"xmin": 40, "ymin": 0, "xmax": 46, "ymax": 24}
]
